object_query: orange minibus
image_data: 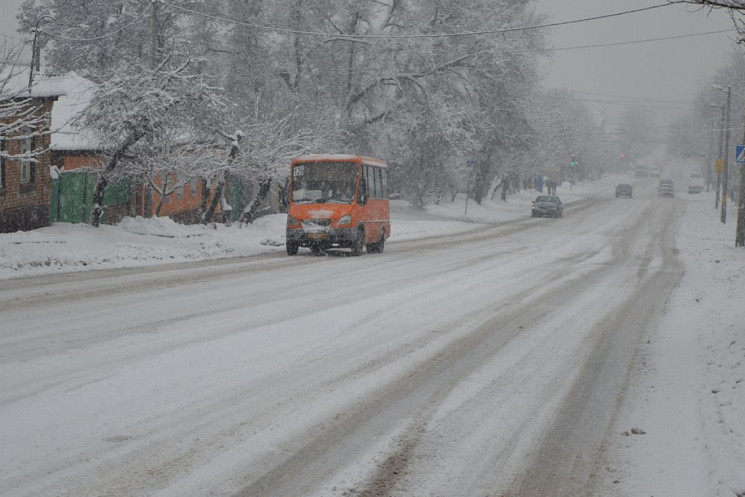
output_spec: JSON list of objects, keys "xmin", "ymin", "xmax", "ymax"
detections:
[{"xmin": 285, "ymin": 154, "xmax": 391, "ymax": 256}]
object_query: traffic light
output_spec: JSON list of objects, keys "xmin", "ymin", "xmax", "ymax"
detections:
[{"xmin": 569, "ymin": 156, "xmax": 578, "ymax": 167}]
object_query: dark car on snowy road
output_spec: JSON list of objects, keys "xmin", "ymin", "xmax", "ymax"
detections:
[
  {"xmin": 615, "ymin": 183, "xmax": 633, "ymax": 198},
  {"xmin": 531, "ymin": 195, "xmax": 563, "ymax": 218}
]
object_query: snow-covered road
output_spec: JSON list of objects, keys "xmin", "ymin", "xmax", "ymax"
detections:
[{"xmin": 1, "ymin": 179, "xmax": 741, "ymax": 497}]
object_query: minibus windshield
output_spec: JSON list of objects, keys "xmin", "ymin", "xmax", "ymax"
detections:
[{"xmin": 291, "ymin": 161, "xmax": 358, "ymax": 204}]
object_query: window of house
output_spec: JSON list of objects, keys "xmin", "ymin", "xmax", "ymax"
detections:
[
  {"xmin": 20, "ymin": 135, "xmax": 36, "ymax": 184},
  {"xmin": 0, "ymin": 139, "xmax": 6, "ymax": 191}
]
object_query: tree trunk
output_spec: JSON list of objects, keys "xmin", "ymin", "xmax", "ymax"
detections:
[
  {"xmin": 154, "ymin": 173, "xmax": 168, "ymax": 217},
  {"xmin": 196, "ymin": 178, "xmax": 210, "ymax": 222},
  {"xmin": 240, "ymin": 177, "xmax": 272, "ymax": 225},
  {"xmin": 91, "ymin": 130, "xmax": 143, "ymax": 227},
  {"xmin": 203, "ymin": 133, "xmax": 242, "ymax": 225},
  {"xmin": 202, "ymin": 178, "xmax": 224, "ymax": 225}
]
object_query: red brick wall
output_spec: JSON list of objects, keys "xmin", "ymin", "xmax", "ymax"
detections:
[
  {"xmin": 60, "ymin": 154, "xmax": 104, "ymax": 170},
  {"xmin": 0, "ymin": 98, "xmax": 54, "ymax": 232}
]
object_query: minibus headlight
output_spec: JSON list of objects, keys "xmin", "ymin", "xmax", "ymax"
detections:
[
  {"xmin": 338, "ymin": 215, "xmax": 352, "ymax": 226},
  {"xmin": 287, "ymin": 215, "xmax": 300, "ymax": 228}
]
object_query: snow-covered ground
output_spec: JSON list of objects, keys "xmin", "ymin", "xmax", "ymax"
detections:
[
  {"xmin": 0, "ymin": 184, "xmax": 589, "ymax": 280},
  {"xmin": 1, "ymin": 175, "xmax": 743, "ymax": 495},
  {"xmin": 601, "ymin": 188, "xmax": 745, "ymax": 497}
]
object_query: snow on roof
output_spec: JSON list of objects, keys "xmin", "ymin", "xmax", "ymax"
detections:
[
  {"xmin": 46, "ymin": 72, "xmax": 102, "ymax": 151},
  {"xmin": 2, "ymin": 67, "xmax": 102, "ymax": 151},
  {"xmin": 0, "ymin": 66, "xmax": 66, "ymax": 98}
]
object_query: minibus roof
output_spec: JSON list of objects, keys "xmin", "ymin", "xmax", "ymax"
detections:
[{"xmin": 292, "ymin": 154, "xmax": 387, "ymax": 168}]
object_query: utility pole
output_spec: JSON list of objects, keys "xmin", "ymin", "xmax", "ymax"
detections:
[
  {"xmin": 149, "ymin": 0, "xmax": 158, "ymax": 70},
  {"xmin": 144, "ymin": 0, "xmax": 159, "ymax": 218},
  {"xmin": 736, "ymin": 95, "xmax": 745, "ymax": 247},
  {"xmin": 27, "ymin": 15, "xmax": 53, "ymax": 93},
  {"xmin": 737, "ymin": 157, "xmax": 745, "ymax": 247},
  {"xmin": 722, "ymin": 86, "xmax": 731, "ymax": 224},
  {"xmin": 715, "ymin": 102, "xmax": 724, "ymax": 210}
]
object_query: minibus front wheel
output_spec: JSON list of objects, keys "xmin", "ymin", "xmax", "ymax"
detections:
[
  {"xmin": 351, "ymin": 227, "xmax": 365, "ymax": 256},
  {"xmin": 286, "ymin": 241, "xmax": 299, "ymax": 256}
]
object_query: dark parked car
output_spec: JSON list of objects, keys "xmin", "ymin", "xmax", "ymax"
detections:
[
  {"xmin": 615, "ymin": 183, "xmax": 633, "ymax": 198},
  {"xmin": 531, "ymin": 195, "xmax": 563, "ymax": 218}
]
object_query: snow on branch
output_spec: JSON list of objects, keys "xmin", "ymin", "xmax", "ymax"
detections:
[
  {"xmin": 1, "ymin": 43, "xmax": 53, "ymax": 161},
  {"xmin": 227, "ymin": 114, "xmax": 337, "ymax": 182}
]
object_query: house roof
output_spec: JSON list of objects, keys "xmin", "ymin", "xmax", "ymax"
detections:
[
  {"xmin": 46, "ymin": 72, "xmax": 102, "ymax": 151},
  {"xmin": 2, "ymin": 67, "xmax": 102, "ymax": 152},
  {"xmin": 0, "ymin": 65, "xmax": 67, "ymax": 99}
]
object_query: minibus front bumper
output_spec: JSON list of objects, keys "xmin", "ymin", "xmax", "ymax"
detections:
[{"xmin": 286, "ymin": 227, "xmax": 358, "ymax": 248}]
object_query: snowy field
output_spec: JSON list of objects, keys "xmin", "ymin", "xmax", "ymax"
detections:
[{"xmin": 1, "ymin": 175, "xmax": 743, "ymax": 495}]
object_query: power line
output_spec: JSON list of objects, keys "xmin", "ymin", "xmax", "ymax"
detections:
[
  {"xmin": 546, "ymin": 88, "xmax": 694, "ymax": 105},
  {"xmin": 0, "ymin": 32, "xmax": 30, "ymax": 44},
  {"xmin": 163, "ymin": 2, "xmax": 675, "ymax": 40},
  {"xmin": 538, "ymin": 93, "xmax": 693, "ymax": 111},
  {"xmin": 544, "ymin": 28, "xmax": 733, "ymax": 53},
  {"xmin": 39, "ymin": 12, "xmax": 148, "ymax": 43}
]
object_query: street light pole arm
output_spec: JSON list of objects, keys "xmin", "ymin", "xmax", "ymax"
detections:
[{"xmin": 27, "ymin": 15, "xmax": 55, "ymax": 93}]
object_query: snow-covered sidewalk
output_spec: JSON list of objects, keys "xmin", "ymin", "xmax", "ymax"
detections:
[{"xmin": 603, "ymin": 191, "xmax": 745, "ymax": 497}]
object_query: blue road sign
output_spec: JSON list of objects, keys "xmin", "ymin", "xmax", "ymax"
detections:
[{"xmin": 737, "ymin": 145, "xmax": 745, "ymax": 163}]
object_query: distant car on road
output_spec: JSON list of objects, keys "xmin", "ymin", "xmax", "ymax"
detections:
[
  {"xmin": 649, "ymin": 166, "xmax": 662, "ymax": 177},
  {"xmin": 531, "ymin": 195, "xmax": 563, "ymax": 218},
  {"xmin": 658, "ymin": 178, "xmax": 674, "ymax": 198},
  {"xmin": 615, "ymin": 183, "xmax": 633, "ymax": 198},
  {"xmin": 688, "ymin": 170, "xmax": 704, "ymax": 194},
  {"xmin": 688, "ymin": 177, "xmax": 704, "ymax": 194}
]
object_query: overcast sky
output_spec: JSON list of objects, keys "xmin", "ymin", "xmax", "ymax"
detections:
[
  {"xmin": 534, "ymin": 0, "xmax": 737, "ymax": 125},
  {"xmin": 1, "ymin": 0, "xmax": 739, "ymax": 125},
  {"xmin": 0, "ymin": 0, "xmax": 26, "ymax": 49}
]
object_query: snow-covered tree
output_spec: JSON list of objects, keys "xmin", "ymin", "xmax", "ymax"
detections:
[
  {"xmin": 1, "ymin": 42, "xmax": 51, "ymax": 174},
  {"xmin": 16, "ymin": 0, "xmax": 193, "ymax": 79},
  {"xmin": 78, "ymin": 56, "xmax": 226, "ymax": 226},
  {"xmin": 225, "ymin": 113, "xmax": 337, "ymax": 224},
  {"xmin": 529, "ymin": 89, "xmax": 609, "ymax": 182},
  {"xmin": 15, "ymin": 0, "xmax": 555, "ymax": 217},
  {"xmin": 668, "ymin": 51, "xmax": 745, "ymax": 189}
]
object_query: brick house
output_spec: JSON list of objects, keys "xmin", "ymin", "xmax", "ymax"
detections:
[
  {"xmin": 47, "ymin": 72, "xmax": 219, "ymax": 225},
  {"xmin": 3, "ymin": 71, "xmax": 253, "ymax": 229},
  {"xmin": 1, "ymin": 70, "xmax": 63, "ymax": 233}
]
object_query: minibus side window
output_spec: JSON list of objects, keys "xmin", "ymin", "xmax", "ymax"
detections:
[
  {"xmin": 374, "ymin": 167, "xmax": 383, "ymax": 199},
  {"xmin": 367, "ymin": 166, "xmax": 377, "ymax": 199},
  {"xmin": 359, "ymin": 167, "xmax": 368, "ymax": 204}
]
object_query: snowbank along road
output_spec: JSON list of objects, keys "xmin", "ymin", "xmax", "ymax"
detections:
[{"xmin": 0, "ymin": 181, "xmax": 683, "ymax": 497}]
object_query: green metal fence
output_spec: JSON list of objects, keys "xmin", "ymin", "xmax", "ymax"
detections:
[{"xmin": 51, "ymin": 171, "xmax": 130, "ymax": 224}]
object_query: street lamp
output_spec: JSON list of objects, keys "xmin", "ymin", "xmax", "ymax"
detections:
[{"xmin": 27, "ymin": 15, "xmax": 55, "ymax": 93}]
